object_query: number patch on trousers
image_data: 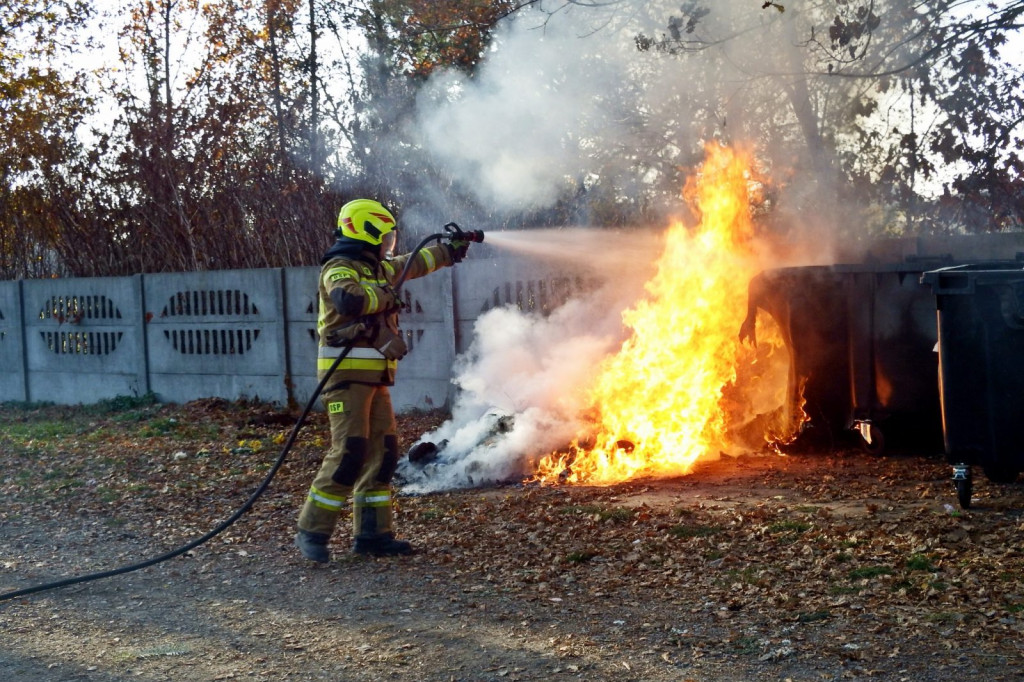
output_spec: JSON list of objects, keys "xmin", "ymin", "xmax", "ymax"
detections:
[{"xmin": 328, "ymin": 401, "xmax": 345, "ymax": 414}]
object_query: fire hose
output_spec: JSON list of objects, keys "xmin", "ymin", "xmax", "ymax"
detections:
[{"xmin": 0, "ymin": 223, "xmax": 484, "ymax": 603}]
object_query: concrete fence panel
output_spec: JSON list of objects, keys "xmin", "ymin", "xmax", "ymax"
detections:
[
  {"xmin": 452, "ymin": 256, "xmax": 594, "ymax": 355},
  {"xmin": 21, "ymin": 275, "xmax": 147, "ymax": 403},
  {"xmin": 143, "ymin": 269, "xmax": 287, "ymax": 405},
  {"xmin": 390, "ymin": 267, "xmax": 456, "ymax": 413}
]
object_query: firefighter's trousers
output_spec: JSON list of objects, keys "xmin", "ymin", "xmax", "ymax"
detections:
[{"xmin": 297, "ymin": 383, "xmax": 400, "ymax": 540}]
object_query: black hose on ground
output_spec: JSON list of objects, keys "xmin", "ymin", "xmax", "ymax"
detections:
[{"xmin": 0, "ymin": 344, "xmax": 353, "ymax": 603}]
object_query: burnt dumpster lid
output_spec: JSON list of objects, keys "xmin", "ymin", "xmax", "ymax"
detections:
[
  {"xmin": 760, "ymin": 255, "xmax": 972, "ymax": 279},
  {"xmin": 921, "ymin": 261, "xmax": 1024, "ymax": 294}
]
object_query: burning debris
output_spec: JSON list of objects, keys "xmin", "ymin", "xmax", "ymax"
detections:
[
  {"xmin": 542, "ymin": 438, "xmax": 638, "ymax": 484},
  {"xmin": 396, "ymin": 410, "xmax": 521, "ymax": 491},
  {"xmin": 532, "ymin": 142, "xmax": 799, "ymax": 485}
]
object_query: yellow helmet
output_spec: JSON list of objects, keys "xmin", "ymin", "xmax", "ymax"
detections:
[{"xmin": 337, "ymin": 199, "xmax": 397, "ymax": 246}]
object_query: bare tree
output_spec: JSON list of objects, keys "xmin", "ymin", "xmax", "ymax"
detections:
[
  {"xmin": 0, "ymin": 0, "xmax": 93, "ymax": 280},
  {"xmin": 631, "ymin": 0, "xmax": 1024, "ymax": 235}
]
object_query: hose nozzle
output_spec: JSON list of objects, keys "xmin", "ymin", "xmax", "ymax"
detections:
[{"xmin": 444, "ymin": 222, "xmax": 485, "ymax": 244}]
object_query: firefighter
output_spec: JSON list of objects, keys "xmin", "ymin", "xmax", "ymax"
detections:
[{"xmin": 295, "ymin": 199, "xmax": 469, "ymax": 561}]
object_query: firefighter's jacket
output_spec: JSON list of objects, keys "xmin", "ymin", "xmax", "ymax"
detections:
[{"xmin": 317, "ymin": 238, "xmax": 454, "ymax": 387}]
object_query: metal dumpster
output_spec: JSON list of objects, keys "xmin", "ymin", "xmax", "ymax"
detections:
[
  {"xmin": 842, "ymin": 259, "xmax": 951, "ymax": 454},
  {"xmin": 742, "ymin": 266, "xmax": 852, "ymax": 450},
  {"xmin": 743, "ymin": 258, "xmax": 952, "ymax": 454}
]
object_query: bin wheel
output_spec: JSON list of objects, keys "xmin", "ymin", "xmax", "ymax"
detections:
[
  {"xmin": 982, "ymin": 464, "xmax": 1020, "ymax": 484},
  {"xmin": 858, "ymin": 423, "xmax": 886, "ymax": 456},
  {"xmin": 955, "ymin": 478, "xmax": 972, "ymax": 509},
  {"xmin": 952, "ymin": 464, "xmax": 972, "ymax": 509}
]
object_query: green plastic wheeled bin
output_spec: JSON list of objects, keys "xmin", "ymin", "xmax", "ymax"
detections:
[{"xmin": 922, "ymin": 264, "xmax": 1024, "ymax": 508}]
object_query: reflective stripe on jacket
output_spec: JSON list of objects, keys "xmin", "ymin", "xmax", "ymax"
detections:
[{"xmin": 317, "ymin": 345, "xmax": 398, "ymax": 374}]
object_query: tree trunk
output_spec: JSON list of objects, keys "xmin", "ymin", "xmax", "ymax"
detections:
[
  {"xmin": 267, "ymin": 3, "xmax": 289, "ymax": 164},
  {"xmin": 308, "ymin": 0, "xmax": 321, "ymax": 174},
  {"xmin": 781, "ymin": 9, "xmax": 839, "ymax": 233}
]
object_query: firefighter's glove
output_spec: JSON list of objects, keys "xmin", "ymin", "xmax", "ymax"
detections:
[
  {"xmin": 371, "ymin": 325, "xmax": 408, "ymax": 360},
  {"xmin": 326, "ymin": 320, "xmax": 368, "ymax": 347},
  {"xmin": 447, "ymin": 240, "xmax": 470, "ymax": 264}
]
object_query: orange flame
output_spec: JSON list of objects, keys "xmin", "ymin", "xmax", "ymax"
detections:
[{"xmin": 534, "ymin": 142, "xmax": 799, "ymax": 484}]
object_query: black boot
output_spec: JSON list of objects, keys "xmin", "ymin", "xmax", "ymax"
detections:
[
  {"xmin": 295, "ymin": 529, "xmax": 330, "ymax": 563},
  {"xmin": 353, "ymin": 533, "xmax": 413, "ymax": 556}
]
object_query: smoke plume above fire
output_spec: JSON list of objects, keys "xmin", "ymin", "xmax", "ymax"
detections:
[
  {"xmin": 414, "ymin": 8, "xmax": 643, "ymax": 211},
  {"xmin": 410, "ymin": 2, "xmax": 832, "ymax": 231}
]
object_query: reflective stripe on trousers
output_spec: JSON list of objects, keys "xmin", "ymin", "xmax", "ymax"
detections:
[
  {"xmin": 353, "ymin": 489, "xmax": 391, "ymax": 508},
  {"xmin": 307, "ymin": 485, "xmax": 346, "ymax": 511},
  {"xmin": 353, "ymin": 488, "xmax": 394, "ymax": 538}
]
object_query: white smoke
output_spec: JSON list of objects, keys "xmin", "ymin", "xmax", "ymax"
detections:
[
  {"xmin": 409, "ymin": 1, "xmax": 846, "ymax": 246},
  {"xmin": 397, "ymin": 270, "xmax": 648, "ymax": 493},
  {"xmin": 413, "ymin": 6, "xmax": 669, "ymax": 211}
]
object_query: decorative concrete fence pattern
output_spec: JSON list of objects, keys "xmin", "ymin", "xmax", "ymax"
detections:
[
  {"xmin": 143, "ymin": 269, "xmax": 288, "ymax": 406},
  {"xmin": 0, "ymin": 255, "xmax": 587, "ymax": 413},
  {"xmin": 18, "ymin": 276, "xmax": 148, "ymax": 404}
]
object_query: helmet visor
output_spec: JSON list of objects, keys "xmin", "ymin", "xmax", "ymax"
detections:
[{"xmin": 381, "ymin": 230, "xmax": 397, "ymax": 258}]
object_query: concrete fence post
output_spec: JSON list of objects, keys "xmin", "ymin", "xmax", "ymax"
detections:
[{"xmin": 0, "ymin": 279, "xmax": 28, "ymax": 402}]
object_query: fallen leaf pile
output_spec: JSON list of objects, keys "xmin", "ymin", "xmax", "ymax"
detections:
[{"xmin": 1, "ymin": 397, "xmax": 1023, "ymax": 681}]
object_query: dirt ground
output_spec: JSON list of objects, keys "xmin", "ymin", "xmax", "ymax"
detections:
[{"xmin": 1, "ymin": 399, "xmax": 1023, "ymax": 681}]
